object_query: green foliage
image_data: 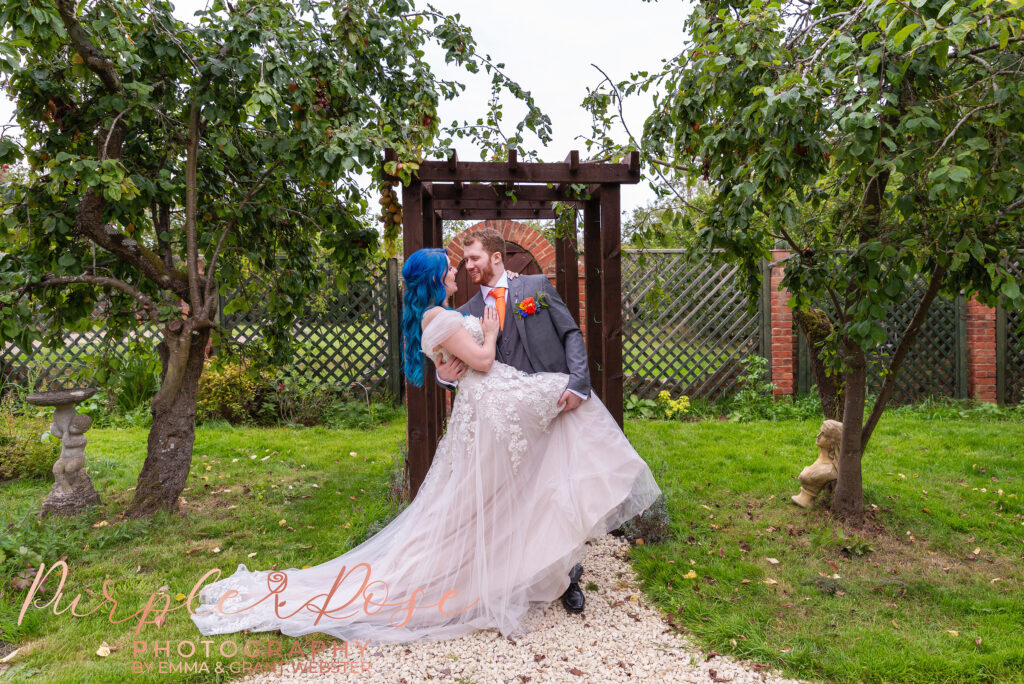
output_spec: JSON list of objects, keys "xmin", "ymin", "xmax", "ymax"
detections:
[
  {"xmin": 585, "ymin": 0, "xmax": 1024, "ymax": 416},
  {"xmin": 195, "ymin": 348, "xmax": 403, "ymax": 428},
  {"xmin": 726, "ymin": 355, "xmax": 779, "ymax": 421},
  {"xmin": 624, "ymin": 393, "xmax": 659, "ymax": 420},
  {"xmin": 196, "ymin": 358, "xmax": 265, "ymax": 425},
  {"xmin": 0, "ymin": 393, "xmax": 59, "ymax": 480},
  {"xmin": 0, "ymin": 0, "xmax": 550, "ymax": 362}
]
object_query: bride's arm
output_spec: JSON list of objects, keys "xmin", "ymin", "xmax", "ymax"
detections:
[{"xmin": 423, "ymin": 307, "xmax": 499, "ymax": 372}]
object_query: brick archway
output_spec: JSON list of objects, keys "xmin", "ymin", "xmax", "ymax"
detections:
[{"xmin": 446, "ymin": 220, "xmax": 557, "ymax": 279}]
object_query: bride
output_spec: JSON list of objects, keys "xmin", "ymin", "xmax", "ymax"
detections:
[{"xmin": 191, "ymin": 248, "xmax": 662, "ymax": 645}]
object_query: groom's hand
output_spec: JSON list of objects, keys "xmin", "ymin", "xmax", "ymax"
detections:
[
  {"xmin": 557, "ymin": 390, "xmax": 582, "ymax": 412},
  {"xmin": 437, "ymin": 356, "xmax": 467, "ymax": 383}
]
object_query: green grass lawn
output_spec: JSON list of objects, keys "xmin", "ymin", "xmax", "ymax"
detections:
[
  {"xmin": 624, "ymin": 416, "xmax": 1024, "ymax": 684},
  {"xmin": 0, "ymin": 420, "xmax": 407, "ymax": 683},
  {"xmin": 1, "ymin": 413, "xmax": 1021, "ymax": 683}
]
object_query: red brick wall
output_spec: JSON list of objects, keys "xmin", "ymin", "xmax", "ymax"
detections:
[
  {"xmin": 769, "ymin": 249, "xmax": 797, "ymax": 396},
  {"xmin": 966, "ymin": 297, "xmax": 997, "ymax": 403}
]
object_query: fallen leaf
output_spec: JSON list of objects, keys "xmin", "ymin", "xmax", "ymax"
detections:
[
  {"xmin": 946, "ymin": 630, "xmax": 959, "ymax": 637},
  {"xmin": 975, "ymin": 637, "xmax": 983, "ymax": 647},
  {"xmin": 766, "ymin": 557, "xmax": 780, "ymax": 565},
  {"xmin": 763, "ymin": 578, "xmax": 778, "ymax": 585},
  {"xmin": 892, "ymin": 619, "xmax": 899, "ymax": 629},
  {"xmin": 92, "ymin": 520, "xmax": 108, "ymax": 528},
  {"xmin": 248, "ymin": 552, "xmax": 257, "ymax": 558},
  {"xmin": 683, "ymin": 570, "xmax": 698, "ymax": 580},
  {"xmin": 973, "ymin": 547, "xmax": 981, "ymax": 555},
  {"xmin": 96, "ymin": 642, "xmax": 111, "ymax": 657},
  {"xmin": 279, "ymin": 519, "xmax": 287, "ymax": 526},
  {"xmin": 212, "ymin": 547, "xmax": 221, "ymax": 553}
]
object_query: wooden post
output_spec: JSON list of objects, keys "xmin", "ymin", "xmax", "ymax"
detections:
[
  {"xmin": 599, "ymin": 184, "xmax": 623, "ymax": 427},
  {"xmin": 583, "ymin": 195, "xmax": 604, "ymax": 402},
  {"xmin": 402, "ymin": 179, "xmax": 432, "ymax": 501},
  {"xmin": 555, "ymin": 211, "xmax": 580, "ymax": 326},
  {"xmin": 386, "ymin": 257, "xmax": 404, "ymax": 402},
  {"xmin": 419, "ymin": 192, "xmax": 442, "ymax": 471}
]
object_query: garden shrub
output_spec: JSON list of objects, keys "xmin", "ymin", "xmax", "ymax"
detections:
[
  {"xmin": 0, "ymin": 394, "xmax": 59, "ymax": 480},
  {"xmin": 196, "ymin": 359, "xmax": 274, "ymax": 425}
]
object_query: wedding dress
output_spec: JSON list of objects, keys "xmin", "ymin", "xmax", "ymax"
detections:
[{"xmin": 191, "ymin": 310, "xmax": 661, "ymax": 644}]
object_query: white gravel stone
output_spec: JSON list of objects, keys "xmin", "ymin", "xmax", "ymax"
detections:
[{"xmin": 236, "ymin": 535, "xmax": 812, "ymax": 684}]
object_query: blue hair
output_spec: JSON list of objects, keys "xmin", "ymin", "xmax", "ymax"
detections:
[{"xmin": 401, "ymin": 248, "xmax": 451, "ymax": 387}]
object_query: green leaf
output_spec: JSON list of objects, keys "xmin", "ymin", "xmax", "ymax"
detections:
[
  {"xmin": 892, "ymin": 23, "xmax": 921, "ymax": 50},
  {"xmin": 947, "ymin": 166, "xmax": 971, "ymax": 183},
  {"xmin": 862, "ymin": 32, "xmax": 879, "ymax": 50},
  {"xmin": 1001, "ymin": 280, "xmax": 1021, "ymax": 299}
]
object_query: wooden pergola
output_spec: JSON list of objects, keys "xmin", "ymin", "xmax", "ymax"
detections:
[{"xmin": 383, "ymin": 149, "xmax": 641, "ymax": 499}]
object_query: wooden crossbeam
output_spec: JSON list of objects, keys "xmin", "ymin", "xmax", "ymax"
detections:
[
  {"xmin": 432, "ymin": 199, "xmax": 570, "ymax": 211},
  {"xmin": 437, "ymin": 208, "xmax": 556, "ymax": 220},
  {"xmin": 414, "ymin": 159, "xmax": 640, "ymax": 184},
  {"xmin": 427, "ymin": 184, "xmax": 586, "ymax": 202}
]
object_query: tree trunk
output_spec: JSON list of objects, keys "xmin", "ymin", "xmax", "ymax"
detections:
[
  {"xmin": 793, "ymin": 308, "xmax": 843, "ymax": 420},
  {"xmin": 831, "ymin": 338, "xmax": 866, "ymax": 520},
  {"xmin": 126, "ymin": 323, "xmax": 210, "ymax": 517}
]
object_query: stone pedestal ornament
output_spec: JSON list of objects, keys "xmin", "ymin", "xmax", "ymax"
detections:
[
  {"xmin": 25, "ymin": 388, "xmax": 102, "ymax": 515},
  {"xmin": 791, "ymin": 419, "xmax": 843, "ymax": 509}
]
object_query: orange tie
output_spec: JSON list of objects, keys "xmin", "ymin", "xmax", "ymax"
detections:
[{"xmin": 488, "ymin": 287, "xmax": 506, "ymax": 330}]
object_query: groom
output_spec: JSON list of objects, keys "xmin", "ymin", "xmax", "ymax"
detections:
[{"xmin": 435, "ymin": 227, "xmax": 591, "ymax": 614}]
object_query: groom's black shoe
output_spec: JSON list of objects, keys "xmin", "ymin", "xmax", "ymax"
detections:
[{"xmin": 560, "ymin": 562, "xmax": 585, "ymax": 614}]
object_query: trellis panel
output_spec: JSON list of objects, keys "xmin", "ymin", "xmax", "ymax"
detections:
[
  {"xmin": 621, "ymin": 250, "xmax": 763, "ymax": 400},
  {"xmin": 999, "ymin": 254, "xmax": 1024, "ymax": 405},
  {"xmin": 2, "ymin": 260, "xmax": 401, "ymax": 401}
]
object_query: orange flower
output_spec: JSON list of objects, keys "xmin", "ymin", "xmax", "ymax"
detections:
[{"xmin": 521, "ymin": 298, "xmax": 537, "ymax": 314}]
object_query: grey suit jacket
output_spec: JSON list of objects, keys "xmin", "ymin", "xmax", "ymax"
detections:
[{"xmin": 440, "ymin": 274, "xmax": 591, "ymax": 397}]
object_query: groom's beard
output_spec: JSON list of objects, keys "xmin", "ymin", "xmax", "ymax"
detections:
[{"xmin": 473, "ymin": 262, "xmax": 503, "ymax": 287}]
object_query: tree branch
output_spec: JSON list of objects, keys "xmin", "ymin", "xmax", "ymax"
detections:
[
  {"xmin": 55, "ymin": 0, "xmax": 123, "ymax": 94},
  {"xmin": 201, "ymin": 159, "xmax": 284, "ymax": 314},
  {"xmin": 860, "ymin": 260, "xmax": 947, "ymax": 447},
  {"xmin": 184, "ymin": 102, "xmax": 203, "ymax": 320},
  {"xmin": 19, "ymin": 274, "xmax": 160, "ymax": 324}
]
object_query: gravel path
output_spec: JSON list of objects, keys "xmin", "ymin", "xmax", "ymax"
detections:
[{"xmin": 239, "ymin": 535, "xmax": 810, "ymax": 684}]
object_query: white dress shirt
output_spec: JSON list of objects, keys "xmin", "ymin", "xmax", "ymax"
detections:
[{"xmin": 438, "ymin": 271, "xmax": 587, "ymax": 401}]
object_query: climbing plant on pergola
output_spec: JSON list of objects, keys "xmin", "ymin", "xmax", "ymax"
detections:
[{"xmin": 384, "ymin": 149, "xmax": 640, "ymax": 498}]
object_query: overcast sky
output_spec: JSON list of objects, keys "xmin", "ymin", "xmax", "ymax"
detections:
[{"xmin": 0, "ymin": 0, "xmax": 693, "ymax": 213}]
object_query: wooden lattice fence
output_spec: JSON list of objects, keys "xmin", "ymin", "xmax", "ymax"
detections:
[
  {"xmin": 998, "ymin": 254, "xmax": 1024, "ymax": 405},
  {"xmin": 217, "ymin": 259, "xmax": 402, "ymax": 399},
  {"xmin": 1, "ymin": 259, "xmax": 403, "ymax": 400},
  {"xmin": 621, "ymin": 249, "xmax": 765, "ymax": 399}
]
